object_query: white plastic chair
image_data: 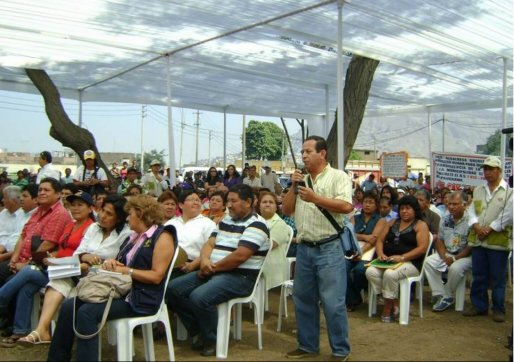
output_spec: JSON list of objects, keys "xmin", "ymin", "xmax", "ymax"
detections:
[
  {"xmin": 368, "ymin": 234, "xmax": 433, "ymax": 325},
  {"xmin": 216, "ymin": 246, "xmax": 272, "ymax": 359},
  {"xmin": 105, "ymin": 244, "xmax": 180, "ymax": 361},
  {"xmin": 264, "ymin": 226, "xmax": 294, "ymax": 312},
  {"xmin": 276, "ymin": 279, "xmax": 293, "ymax": 332},
  {"xmin": 455, "ymin": 270, "xmax": 472, "ymax": 312}
]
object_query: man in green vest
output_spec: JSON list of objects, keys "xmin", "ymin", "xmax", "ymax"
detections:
[{"xmin": 463, "ymin": 156, "xmax": 512, "ymax": 323}]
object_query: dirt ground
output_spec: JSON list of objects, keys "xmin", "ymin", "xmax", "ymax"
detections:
[{"xmin": 2, "ymin": 286, "xmax": 512, "ymax": 361}]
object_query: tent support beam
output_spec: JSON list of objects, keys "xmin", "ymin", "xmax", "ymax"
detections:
[
  {"xmin": 166, "ymin": 55, "xmax": 176, "ymax": 186},
  {"xmin": 336, "ymin": 0, "xmax": 346, "ymax": 170},
  {"xmin": 501, "ymin": 57, "xmax": 508, "ymax": 167}
]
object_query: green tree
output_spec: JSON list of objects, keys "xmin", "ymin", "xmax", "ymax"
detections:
[
  {"xmin": 349, "ymin": 149, "xmax": 362, "ymax": 160},
  {"xmin": 135, "ymin": 149, "xmax": 167, "ymax": 172},
  {"xmin": 480, "ymin": 129, "xmax": 513, "ymax": 157},
  {"xmin": 245, "ymin": 121, "xmax": 285, "ymax": 160}
]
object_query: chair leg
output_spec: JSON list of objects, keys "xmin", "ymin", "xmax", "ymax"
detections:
[
  {"xmin": 417, "ymin": 280, "xmax": 424, "ymax": 319},
  {"xmin": 277, "ymin": 285, "xmax": 285, "ymax": 332},
  {"xmin": 367, "ymin": 284, "xmax": 377, "ymax": 317},
  {"xmin": 116, "ymin": 326, "xmax": 133, "ymax": 361},
  {"xmin": 142, "ymin": 323, "xmax": 155, "ymax": 361},
  {"xmin": 234, "ymin": 303, "xmax": 242, "ymax": 340},
  {"xmin": 216, "ymin": 303, "xmax": 232, "ymax": 359},
  {"xmin": 176, "ymin": 316, "xmax": 188, "ymax": 341},
  {"xmin": 399, "ymin": 281, "xmax": 411, "ymax": 325},
  {"xmin": 160, "ymin": 309, "xmax": 175, "ymax": 362},
  {"xmin": 455, "ymin": 277, "xmax": 466, "ymax": 312}
]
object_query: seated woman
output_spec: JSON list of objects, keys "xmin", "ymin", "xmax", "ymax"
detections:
[
  {"xmin": 365, "ymin": 195, "xmax": 429, "ymax": 323},
  {"xmin": 256, "ymin": 191, "xmax": 291, "ymax": 290},
  {"xmin": 347, "ymin": 192, "xmax": 383, "ymax": 311},
  {"xmin": 125, "ymin": 183, "xmax": 143, "ymax": 197},
  {"xmin": 17, "ymin": 194, "xmax": 130, "ymax": 346},
  {"xmin": 158, "ymin": 190, "xmax": 178, "ymax": 222},
  {"xmin": 221, "ymin": 164, "xmax": 242, "ymax": 192},
  {"xmin": 201, "ymin": 190, "xmax": 226, "ymax": 225},
  {"xmin": 47, "ymin": 194, "xmax": 176, "ymax": 361},
  {"xmin": 352, "ymin": 187, "xmax": 364, "ymax": 214},
  {"xmin": 204, "ymin": 167, "xmax": 222, "ymax": 194},
  {"xmin": 0, "ymin": 192, "xmax": 95, "ymax": 347},
  {"xmin": 380, "ymin": 185, "xmax": 399, "ymax": 213}
]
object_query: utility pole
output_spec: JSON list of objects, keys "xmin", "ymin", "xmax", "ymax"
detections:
[
  {"xmin": 179, "ymin": 108, "xmax": 185, "ymax": 169},
  {"xmin": 140, "ymin": 105, "xmax": 147, "ymax": 173},
  {"xmin": 193, "ymin": 110, "xmax": 201, "ymax": 166},
  {"xmin": 208, "ymin": 130, "xmax": 212, "ymax": 166},
  {"xmin": 373, "ymin": 136, "xmax": 377, "ymax": 160}
]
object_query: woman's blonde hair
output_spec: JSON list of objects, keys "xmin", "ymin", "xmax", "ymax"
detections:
[{"xmin": 124, "ymin": 194, "xmax": 164, "ymax": 227}]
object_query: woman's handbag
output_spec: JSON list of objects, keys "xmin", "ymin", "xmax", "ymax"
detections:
[{"xmin": 73, "ymin": 270, "xmax": 132, "ymax": 339}]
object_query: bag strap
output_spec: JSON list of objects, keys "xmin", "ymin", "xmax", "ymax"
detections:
[
  {"xmin": 73, "ymin": 288, "xmax": 115, "ymax": 339},
  {"xmin": 306, "ymin": 176, "xmax": 343, "ymax": 234}
]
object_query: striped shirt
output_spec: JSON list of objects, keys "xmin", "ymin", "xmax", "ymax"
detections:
[
  {"xmin": 210, "ymin": 212, "xmax": 269, "ymax": 275},
  {"xmin": 295, "ymin": 164, "xmax": 352, "ymax": 242}
]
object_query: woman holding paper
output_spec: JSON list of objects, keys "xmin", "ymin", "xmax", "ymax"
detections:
[
  {"xmin": 365, "ymin": 195, "xmax": 429, "ymax": 323},
  {"xmin": 47, "ymin": 194, "xmax": 176, "ymax": 361},
  {"xmin": 17, "ymin": 194, "xmax": 130, "ymax": 346},
  {"xmin": 0, "ymin": 192, "xmax": 95, "ymax": 347}
]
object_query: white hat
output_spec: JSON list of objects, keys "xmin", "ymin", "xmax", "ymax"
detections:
[
  {"xmin": 481, "ymin": 156, "xmax": 501, "ymax": 169},
  {"xmin": 150, "ymin": 159, "xmax": 161, "ymax": 166},
  {"xmin": 83, "ymin": 150, "xmax": 96, "ymax": 160}
]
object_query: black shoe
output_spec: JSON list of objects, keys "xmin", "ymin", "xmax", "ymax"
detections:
[
  {"xmin": 191, "ymin": 335, "xmax": 204, "ymax": 351},
  {"xmin": 201, "ymin": 341, "xmax": 216, "ymax": 357}
]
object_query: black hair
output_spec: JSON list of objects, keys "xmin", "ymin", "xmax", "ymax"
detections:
[
  {"xmin": 304, "ymin": 135, "xmax": 327, "ymax": 153},
  {"xmin": 224, "ymin": 164, "xmax": 240, "ymax": 179},
  {"xmin": 398, "ymin": 195, "xmax": 423, "ymax": 220},
  {"xmin": 62, "ymin": 183, "xmax": 79, "ymax": 194},
  {"xmin": 40, "ymin": 151, "xmax": 52, "ymax": 163},
  {"xmin": 40, "ymin": 177, "xmax": 62, "ymax": 192},
  {"xmin": 22, "ymin": 184, "xmax": 39, "ymax": 199},
  {"xmin": 380, "ymin": 185, "xmax": 398, "ymax": 205},
  {"xmin": 103, "ymin": 194, "xmax": 128, "ymax": 234},
  {"xmin": 415, "ymin": 188, "xmax": 431, "ymax": 202},
  {"xmin": 362, "ymin": 191, "xmax": 379, "ymax": 207},
  {"xmin": 178, "ymin": 189, "xmax": 200, "ymax": 204},
  {"xmin": 228, "ymin": 184, "xmax": 255, "ymax": 205},
  {"xmin": 379, "ymin": 196, "xmax": 392, "ymax": 206}
]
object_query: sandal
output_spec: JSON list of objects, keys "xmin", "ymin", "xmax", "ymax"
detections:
[
  {"xmin": 17, "ymin": 331, "xmax": 51, "ymax": 347},
  {"xmin": 0, "ymin": 334, "xmax": 23, "ymax": 348}
]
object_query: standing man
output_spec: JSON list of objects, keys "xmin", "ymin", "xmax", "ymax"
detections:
[
  {"xmin": 282, "ymin": 136, "xmax": 353, "ymax": 361},
  {"xmin": 424, "ymin": 191, "xmax": 472, "ymax": 311},
  {"xmin": 261, "ymin": 165, "xmax": 279, "ymax": 192},
  {"xmin": 73, "ymin": 150, "xmax": 109, "ymax": 194},
  {"xmin": 242, "ymin": 165, "xmax": 262, "ymax": 194},
  {"xmin": 361, "ymin": 174, "xmax": 378, "ymax": 193},
  {"xmin": 35, "ymin": 151, "xmax": 61, "ymax": 184},
  {"xmin": 464, "ymin": 156, "xmax": 512, "ymax": 322},
  {"xmin": 141, "ymin": 160, "xmax": 168, "ymax": 197}
]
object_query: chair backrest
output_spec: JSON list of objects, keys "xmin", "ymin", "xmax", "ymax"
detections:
[
  {"xmin": 419, "ymin": 233, "xmax": 434, "ymax": 275},
  {"xmin": 284, "ymin": 225, "xmax": 294, "ymax": 256},
  {"xmin": 158, "ymin": 244, "xmax": 181, "ymax": 308},
  {"xmin": 245, "ymin": 241, "xmax": 274, "ymax": 299}
]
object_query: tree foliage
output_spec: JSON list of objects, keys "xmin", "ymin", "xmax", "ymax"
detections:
[
  {"xmin": 245, "ymin": 121, "xmax": 285, "ymax": 160},
  {"xmin": 135, "ymin": 149, "xmax": 168, "ymax": 172},
  {"xmin": 479, "ymin": 129, "xmax": 513, "ymax": 157}
]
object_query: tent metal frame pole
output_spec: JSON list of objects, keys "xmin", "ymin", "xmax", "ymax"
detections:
[
  {"xmin": 77, "ymin": 89, "xmax": 83, "ymax": 166},
  {"xmin": 500, "ymin": 57, "xmax": 507, "ymax": 167},
  {"xmin": 325, "ymin": 84, "xmax": 330, "ymax": 138},
  {"xmin": 242, "ymin": 115, "xmax": 246, "ymax": 170},
  {"xmin": 223, "ymin": 106, "xmax": 228, "ymax": 170},
  {"xmin": 336, "ymin": 0, "xmax": 346, "ymax": 170},
  {"xmin": 166, "ymin": 56, "xmax": 177, "ymax": 186},
  {"xmin": 427, "ymin": 106, "xmax": 432, "ymax": 182}
]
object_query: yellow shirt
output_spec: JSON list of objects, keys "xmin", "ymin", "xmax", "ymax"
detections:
[{"xmin": 295, "ymin": 164, "xmax": 352, "ymax": 242}]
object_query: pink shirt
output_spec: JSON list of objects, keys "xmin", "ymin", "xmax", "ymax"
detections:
[{"xmin": 125, "ymin": 224, "xmax": 158, "ymax": 266}]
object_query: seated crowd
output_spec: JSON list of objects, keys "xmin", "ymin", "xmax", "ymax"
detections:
[{"xmin": 0, "ymin": 150, "xmax": 509, "ymax": 360}]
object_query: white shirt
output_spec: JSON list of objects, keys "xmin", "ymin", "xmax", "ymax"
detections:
[
  {"xmin": 73, "ymin": 223, "xmax": 131, "ymax": 260},
  {"xmin": 36, "ymin": 163, "xmax": 61, "ymax": 184},
  {"xmin": 468, "ymin": 179, "xmax": 513, "ymax": 232},
  {"xmin": 165, "ymin": 214, "xmax": 216, "ymax": 260},
  {"xmin": 243, "ymin": 176, "xmax": 262, "ymax": 188},
  {"xmin": 261, "ymin": 172, "xmax": 278, "ymax": 191},
  {"xmin": 141, "ymin": 172, "xmax": 168, "ymax": 197},
  {"xmin": 73, "ymin": 166, "xmax": 108, "ymax": 182},
  {"xmin": 0, "ymin": 208, "xmax": 25, "ymax": 252}
]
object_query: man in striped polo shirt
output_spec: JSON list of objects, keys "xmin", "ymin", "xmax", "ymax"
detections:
[{"xmin": 169, "ymin": 184, "xmax": 270, "ymax": 357}]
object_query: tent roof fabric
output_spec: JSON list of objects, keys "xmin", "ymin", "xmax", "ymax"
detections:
[{"xmin": 0, "ymin": 0, "xmax": 512, "ymax": 121}]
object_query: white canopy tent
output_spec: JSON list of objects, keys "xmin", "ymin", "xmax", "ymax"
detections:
[{"xmin": 0, "ymin": 0, "xmax": 512, "ymax": 179}]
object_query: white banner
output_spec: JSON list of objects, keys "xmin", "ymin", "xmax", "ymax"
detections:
[
  {"xmin": 380, "ymin": 151, "xmax": 408, "ymax": 179},
  {"xmin": 432, "ymin": 152, "xmax": 512, "ymax": 189}
]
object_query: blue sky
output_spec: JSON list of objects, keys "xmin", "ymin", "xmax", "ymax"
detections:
[{"xmin": 0, "ymin": 90, "xmax": 301, "ymax": 166}]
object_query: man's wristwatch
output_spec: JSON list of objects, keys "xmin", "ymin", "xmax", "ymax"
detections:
[{"xmin": 128, "ymin": 268, "xmax": 134, "ymax": 277}]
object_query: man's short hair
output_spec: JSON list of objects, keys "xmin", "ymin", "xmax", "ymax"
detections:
[
  {"xmin": 3, "ymin": 185, "xmax": 22, "ymax": 201},
  {"xmin": 40, "ymin": 151, "xmax": 52, "ymax": 163},
  {"xmin": 415, "ymin": 189, "xmax": 431, "ymax": 201},
  {"xmin": 228, "ymin": 184, "xmax": 255, "ymax": 205},
  {"xmin": 249, "ymin": 165, "xmax": 257, "ymax": 170},
  {"xmin": 62, "ymin": 183, "xmax": 79, "ymax": 194},
  {"xmin": 40, "ymin": 177, "xmax": 62, "ymax": 192},
  {"xmin": 448, "ymin": 190, "xmax": 468, "ymax": 204},
  {"xmin": 305, "ymin": 135, "xmax": 327, "ymax": 153},
  {"xmin": 23, "ymin": 184, "xmax": 39, "ymax": 199},
  {"xmin": 379, "ymin": 196, "xmax": 392, "ymax": 206}
]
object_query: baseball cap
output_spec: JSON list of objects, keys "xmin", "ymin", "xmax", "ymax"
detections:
[
  {"xmin": 83, "ymin": 150, "xmax": 96, "ymax": 160},
  {"xmin": 397, "ymin": 188, "xmax": 406, "ymax": 194},
  {"xmin": 66, "ymin": 191, "xmax": 94, "ymax": 206},
  {"xmin": 481, "ymin": 156, "xmax": 502, "ymax": 169},
  {"xmin": 150, "ymin": 159, "xmax": 161, "ymax": 166}
]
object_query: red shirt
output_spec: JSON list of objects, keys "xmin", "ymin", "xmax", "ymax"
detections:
[
  {"xmin": 18, "ymin": 201, "xmax": 72, "ymax": 263},
  {"xmin": 56, "ymin": 219, "xmax": 95, "ymax": 258}
]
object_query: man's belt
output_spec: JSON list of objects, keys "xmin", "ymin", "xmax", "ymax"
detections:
[{"xmin": 301, "ymin": 233, "xmax": 340, "ymax": 247}]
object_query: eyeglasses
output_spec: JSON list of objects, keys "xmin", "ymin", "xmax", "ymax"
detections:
[{"xmin": 184, "ymin": 198, "xmax": 201, "ymax": 203}]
